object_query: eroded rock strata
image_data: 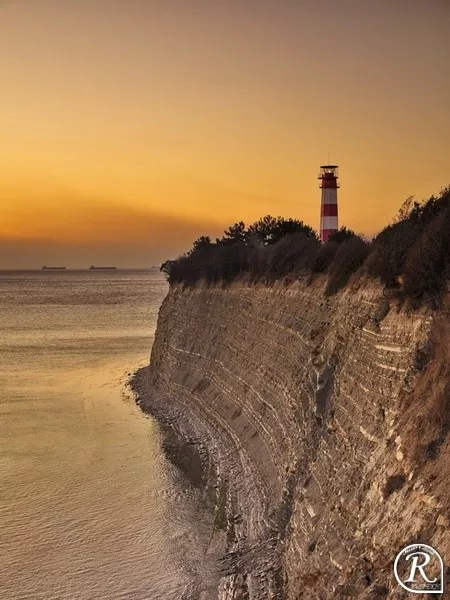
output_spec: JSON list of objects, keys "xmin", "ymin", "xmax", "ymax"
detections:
[{"xmin": 133, "ymin": 279, "xmax": 449, "ymax": 599}]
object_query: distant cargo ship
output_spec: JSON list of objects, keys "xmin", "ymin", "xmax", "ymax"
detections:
[
  {"xmin": 42, "ymin": 266, "xmax": 66, "ymax": 270},
  {"xmin": 89, "ymin": 266, "xmax": 117, "ymax": 270}
]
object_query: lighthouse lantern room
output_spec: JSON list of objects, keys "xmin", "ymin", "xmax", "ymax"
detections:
[{"xmin": 319, "ymin": 165, "xmax": 339, "ymax": 243}]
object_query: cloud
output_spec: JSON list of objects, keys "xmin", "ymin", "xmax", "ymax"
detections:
[
  {"xmin": 0, "ymin": 219, "xmax": 219, "ymax": 268},
  {"xmin": 0, "ymin": 181, "xmax": 223, "ymax": 235},
  {"xmin": 0, "ymin": 187, "xmax": 225, "ymax": 267}
]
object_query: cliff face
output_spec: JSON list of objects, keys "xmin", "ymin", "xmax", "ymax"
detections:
[{"xmin": 137, "ymin": 279, "xmax": 449, "ymax": 599}]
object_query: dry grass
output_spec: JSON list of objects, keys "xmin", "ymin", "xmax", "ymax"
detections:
[{"xmin": 403, "ymin": 297, "xmax": 450, "ymax": 464}]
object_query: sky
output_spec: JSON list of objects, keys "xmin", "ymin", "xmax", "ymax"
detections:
[{"xmin": 1, "ymin": 0, "xmax": 449, "ymax": 268}]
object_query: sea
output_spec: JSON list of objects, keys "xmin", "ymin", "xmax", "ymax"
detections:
[{"xmin": 0, "ymin": 269, "xmax": 219, "ymax": 600}]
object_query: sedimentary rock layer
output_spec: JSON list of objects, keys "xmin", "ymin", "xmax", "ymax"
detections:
[{"xmin": 135, "ymin": 279, "xmax": 449, "ymax": 599}]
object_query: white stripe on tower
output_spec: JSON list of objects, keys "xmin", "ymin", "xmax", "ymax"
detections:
[{"xmin": 321, "ymin": 216, "xmax": 338, "ymax": 229}]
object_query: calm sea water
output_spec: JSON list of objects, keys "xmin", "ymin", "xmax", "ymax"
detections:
[{"xmin": 0, "ymin": 270, "xmax": 219, "ymax": 600}]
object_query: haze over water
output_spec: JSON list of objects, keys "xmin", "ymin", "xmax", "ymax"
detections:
[{"xmin": 0, "ymin": 270, "xmax": 218, "ymax": 600}]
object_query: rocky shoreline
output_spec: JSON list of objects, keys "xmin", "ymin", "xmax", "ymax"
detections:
[
  {"xmin": 130, "ymin": 281, "xmax": 449, "ymax": 599},
  {"xmin": 130, "ymin": 365, "xmax": 282, "ymax": 600}
]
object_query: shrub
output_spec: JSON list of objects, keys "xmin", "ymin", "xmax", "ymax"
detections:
[
  {"xmin": 404, "ymin": 313, "xmax": 450, "ymax": 463},
  {"xmin": 160, "ymin": 187, "xmax": 449, "ymax": 307},
  {"xmin": 247, "ymin": 243, "xmax": 268, "ymax": 282},
  {"xmin": 265, "ymin": 233, "xmax": 320, "ymax": 280},
  {"xmin": 402, "ymin": 196, "xmax": 450, "ymax": 308},
  {"xmin": 365, "ymin": 219, "xmax": 420, "ymax": 286},
  {"xmin": 327, "ymin": 226, "xmax": 356, "ymax": 244},
  {"xmin": 365, "ymin": 187, "xmax": 449, "ymax": 288},
  {"xmin": 325, "ymin": 236, "xmax": 370, "ymax": 296},
  {"xmin": 311, "ymin": 241, "xmax": 339, "ymax": 274},
  {"xmin": 213, "ymin": 241, "xmax": 249, "ymax": 284}
]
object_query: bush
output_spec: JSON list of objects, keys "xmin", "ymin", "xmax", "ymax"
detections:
[
  {"xmin": 265, "ymin": 233, "xmax": 320, "ymax": 280},
  {"xmin": 365, "ymin": 219, "xmax": 420, "ymax": 286},
  {"xmin": 311, "ymin": 242, "xmax": 339, "ymax": 274},
  {"xmin": 160, "ymin": 188, "xmax": 449, "ymax": 307},
  {"xmin": 247, "ymin": 243, "xmax": 268, "ymax": 282},
  {"xmin": 365, "ymin": 187, "xmax": 449, "ymax": 288},
  {"xmin": 325, "ymin": 236, "xmax": 370, "ymax": 296},
  {"xmin": 161, "ymin": 215, "xmax": 319, "ymax": 286},
  {"xmin": 213, "ymin": 241, "xmax": 249, "ymax": 284},
  {"xmin": 402, "ymin": 201, "xmax": 450, "ymax": 307},
  {"xmin": 327, "ymin": 226, "xmax": 356, "ymax": 244}
]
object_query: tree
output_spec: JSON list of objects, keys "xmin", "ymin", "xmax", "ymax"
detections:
[
  {"xmin": 159, "ymin": 188, "xmax": 450, "ymax": 303},
  {"xmin": 189, "ymin": 236, "xmax": 213, "ymax": 255},
  {"xmin": 248, "ymin": 215, "xmax": 317, "ymax": 246},
  {"xmin": 328, "ymin": 226, "xmax": 356, "ymax": 244},
  {"xmin": 160, "ymin": 259, "xmax": 174, "ymax": 281},
  {"xmin": 393, "ymin": 196, "xmax": 416, "ymax": 223},
  {"xmin": 222, "ymin": 221, "xmax": 247, "ymax": 244}
]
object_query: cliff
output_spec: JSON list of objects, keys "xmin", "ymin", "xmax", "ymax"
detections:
[{"xmin": 133, "ymin": 278, "xmax": 449, "ymax": 599}]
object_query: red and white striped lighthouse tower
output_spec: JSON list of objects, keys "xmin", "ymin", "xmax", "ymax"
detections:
[{"xmin": 318, "ymin": 165, "xmax": 339, "ymax": 242}]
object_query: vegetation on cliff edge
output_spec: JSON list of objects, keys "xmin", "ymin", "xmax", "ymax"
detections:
[{"xmin": 161, "ymin": 188, "xmax": 450, "ymax": 308}]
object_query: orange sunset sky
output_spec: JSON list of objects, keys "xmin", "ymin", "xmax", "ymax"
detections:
[{"xmin": 1, "ymin": 0, "xmax": 449, "ymax": 268}]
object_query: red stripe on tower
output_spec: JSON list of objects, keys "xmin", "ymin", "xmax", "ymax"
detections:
[
  {"xmin": 321, "ymin": 203, "xmax": 338, "ymax": 217},
  {"xmin": 318, "ymin": 165, "xmax": 339, "ymax": 242}
]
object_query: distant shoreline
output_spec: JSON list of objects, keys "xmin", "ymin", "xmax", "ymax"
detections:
[{"xmin": 0, "ymin": 267, "xmax": 161, "ymax": 272}]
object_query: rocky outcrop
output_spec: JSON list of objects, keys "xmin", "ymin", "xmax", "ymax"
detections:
[{"xmin": 134, "ymin": 278, "xmax": 449, "ymax": 599}]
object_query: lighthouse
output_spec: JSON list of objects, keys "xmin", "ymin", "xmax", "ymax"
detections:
[{"xmin": 318, "ymin": 165, "xmax": 339, "ymax": 242}]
